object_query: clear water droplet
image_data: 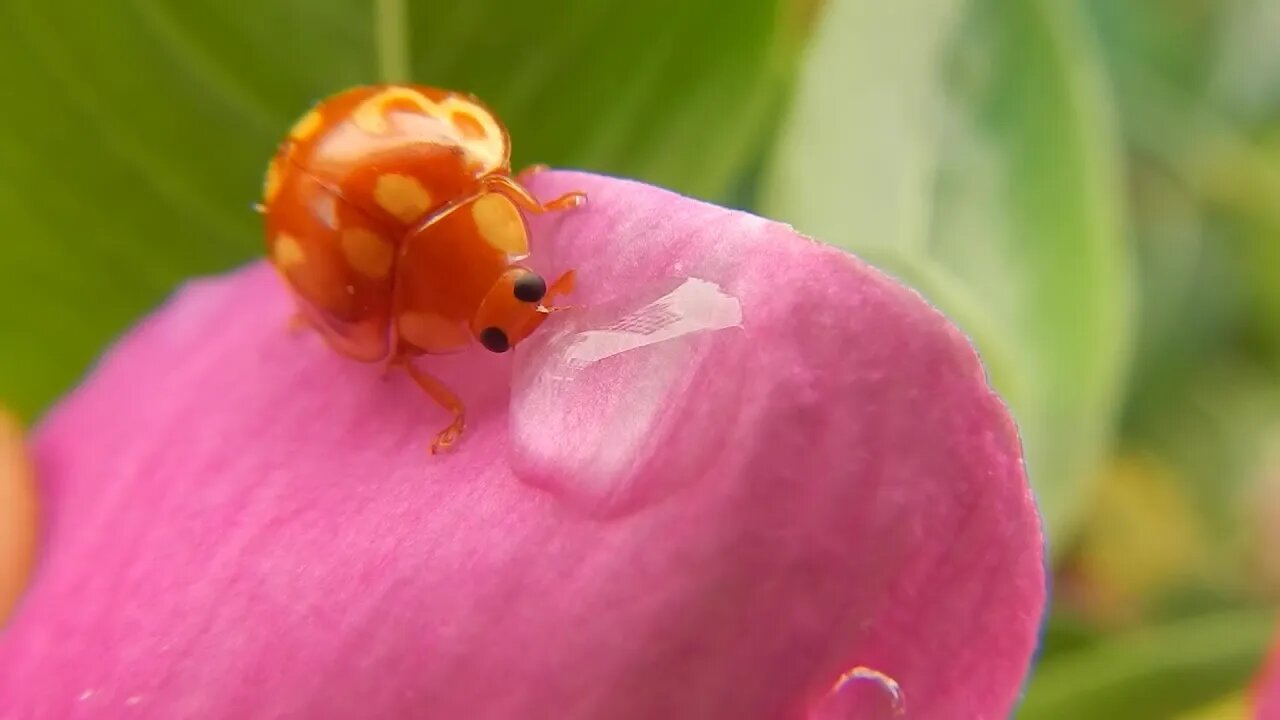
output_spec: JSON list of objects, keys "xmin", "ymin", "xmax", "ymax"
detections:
[
  {"xmin": 509, "ymin": 277, "xmax": 745, "ymax": 517},
  {"xmin": 810, "ymin": 666, "xmax": 905, "ymax": 720}
]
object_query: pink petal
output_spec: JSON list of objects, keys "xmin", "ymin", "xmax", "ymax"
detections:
[
  {"xmin": 0, "ymin": 172, "xmax": 1045, "ymax": 719},
  {"xmin": 1258, "ymin": 635, "xmax": 1280, "ymax": 718}
]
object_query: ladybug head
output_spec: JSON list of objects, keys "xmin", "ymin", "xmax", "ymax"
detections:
[{"xmin": 470, "ymin": 265, "xmax": 572, "ymax": 353}]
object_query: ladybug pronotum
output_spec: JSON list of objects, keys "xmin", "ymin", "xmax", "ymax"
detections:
[{"xmin": 260, "ymin": 84, "xmax": 584, "ymax": 453}]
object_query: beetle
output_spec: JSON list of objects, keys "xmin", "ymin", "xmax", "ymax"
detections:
[{"xmin": 261, "ymin": 84, "xmax": 583, "ymax": 453}]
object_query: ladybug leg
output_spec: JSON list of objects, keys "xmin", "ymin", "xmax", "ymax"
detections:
[
  {"xmin": 392, "ymin": 357, "xmax": 467, "ymax": 454},
  {"xmin": 287, "ymin": 311, "xmax": 309, "ymax": 335},
  {"xmin": 546, "ymin": 268, "xmax": 576, "ymax": 297},
  {"xmin": 531, "ymin": 270, "xmax": 580, "ymax": 317},
  {"xmin": 482, "ymin": 174, "xmax": 586, "ymax": 214},
  {"xmin": 379, "ymin": 354, "xmax": 397, "ymax": 380}
]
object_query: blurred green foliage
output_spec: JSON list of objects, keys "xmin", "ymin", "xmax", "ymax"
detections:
[
  {"xmin": 1021, "ymin": 609, "xmax": 1275, "ymax": 719},
  {"xmin": 760, "ymin": 0, "xmax": 1130, "ymax": 547},
  {"xmin": 1, "ymin": 0, "xmax": 1278, "ymax": 715},
  {"xmin": 1030, "ymin": 0, "xmax": 1280, "ymax": 716}
]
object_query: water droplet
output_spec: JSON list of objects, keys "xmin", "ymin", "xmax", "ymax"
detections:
[
  {"xmin": 509, "ymin": 277, "xmax": 745, "ymax": 517},
  {"xmin": 810, "ymin": 666, "xmax": 905, "ymax": 719}
]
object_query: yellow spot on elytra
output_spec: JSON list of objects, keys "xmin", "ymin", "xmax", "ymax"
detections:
[
  {"xmin": 289, "ymin": 109, "xmax": 324, "ymax": 141},
  {"xmin": 273, "ymin": 234, "xmax": 306, "ymax": 268},
  {"xmin": 471, "ymin": 194, "xmax": 528, "ymax": 255},
  {"xmin": 439, "ymin": 98, "xmax": 506, "ymax": 171},
  {"xmin": 374, "ymin": 174, "xmax": 433, "ymax": 223},
  {"xmin": 341, "ymin": 227, "xmax": 394, "ymax": 279},
  {"xmin": 451, "ymin": 111, "xmax": 486, "ymax": 140},
  {"xmin": 351, "ymin": 88, "xmax": 507, "ymax": 171},
  {"xmin": 263, "ymin": 158, "xmax": 283, "ymax": 203},
  {"xmin": 310, "ymin": 194, "xmax": 338, "ymax": 229},
  {"xmin": 352, "ymin": 87, "xmax": 438, "ymax": 134}
]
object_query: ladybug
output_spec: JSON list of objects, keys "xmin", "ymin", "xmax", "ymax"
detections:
[{"xmin": 260, "ymin": 84, "xmax": 584, "ymax": 453}]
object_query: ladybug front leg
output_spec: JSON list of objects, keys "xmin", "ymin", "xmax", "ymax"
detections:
[
  {"xmin": 287, "ymin": 311, "xmax": 309, "ymax": 334},
  {"xmin": 537, "ymin": 269, "xmax": 578, "ymax": 314},
  {"xmin": 483, "ymin": 174, "xmax": 585, "ymax": 214},
  {"xmin": 389, "ymin": 356, "xmax": 467, "ymax": 454}
]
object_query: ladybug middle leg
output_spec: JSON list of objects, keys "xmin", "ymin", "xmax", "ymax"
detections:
[
  {"xmin": 286, "ymin": 311, "xmax": 310, "ymax": 335},
  {"xmin": 482, "ymin": 174, "xmax": 586, "ymax": 214},
  {"xmin": 385, "ymin": 354, "xmax": 467, "ymax": 454}
]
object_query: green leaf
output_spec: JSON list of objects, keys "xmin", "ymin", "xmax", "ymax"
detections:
[
  {"xmin": 1081, "ymin": 0, "xmax": 1280, "ymax": 399},
  {"xmin": 0, "ymin": 0, "xmax": 795, "ymax": 420},
  {"xmin": 759, "ymin": 0, "xmax": 1132, "ymax": 544},
  {"xmin": 1017, "ymin": 609, "xmax": 1276, "ymax": 719},
  {"xmin": 1212, "ymin": 0, "xmax": 1280, "ymax": 121},
  {"xmin": 1123, "ymin": 360, "xmax": 1280, "ymax": 597},
  {"xmin": 404, "ymin": 1, "xmax": 799, "ymax": 199}
]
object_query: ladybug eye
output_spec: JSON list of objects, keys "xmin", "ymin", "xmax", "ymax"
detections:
[
  {"xmin": 512, "ymin": 272, "xmax": 547, "ymax": 303},
  {"xmin": 479, "ymin": 327, "xmax": 510, "ymax": 353}
]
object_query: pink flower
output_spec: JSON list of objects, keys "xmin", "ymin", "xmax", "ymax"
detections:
[
  {"xmin": 1258, "ymin": 632, "xmax": 1280, "ymax": 718},
  {"xmin": 0, "ymin": 172, "xmax": 1045, "ymax": 719}
]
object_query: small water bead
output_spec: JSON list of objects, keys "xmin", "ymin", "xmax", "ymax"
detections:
[{"xmin": 810, "ymin": 666, "xmax": 905, "ymax": 720}]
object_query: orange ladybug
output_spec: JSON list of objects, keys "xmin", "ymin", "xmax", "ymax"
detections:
[{"xmin": 260, "ymin": 84, "xmax": 584, "ymax": 453}]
